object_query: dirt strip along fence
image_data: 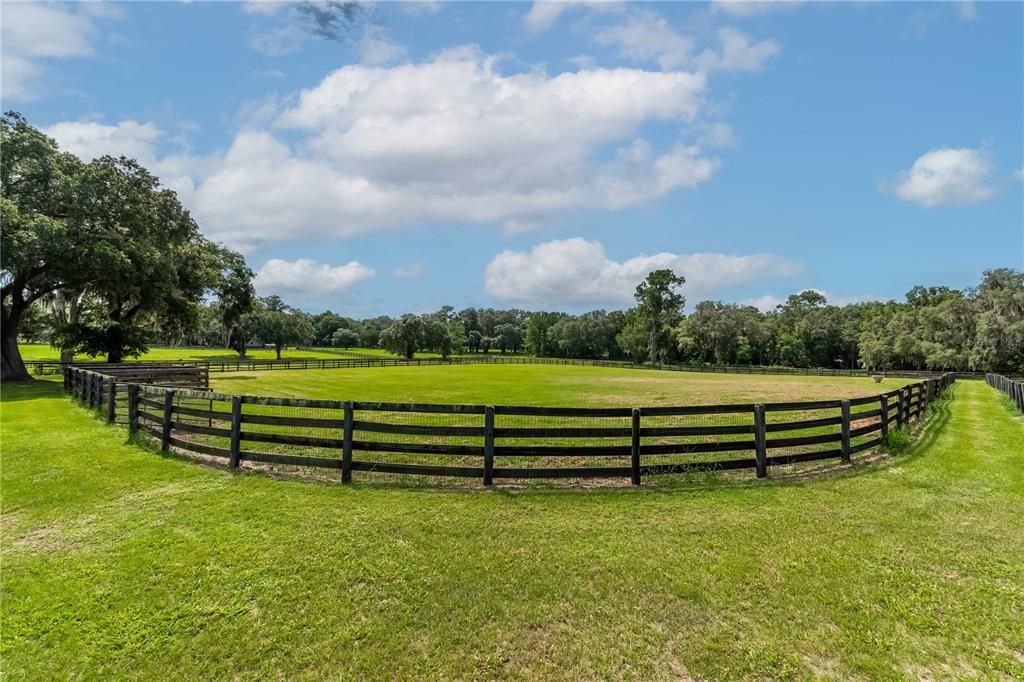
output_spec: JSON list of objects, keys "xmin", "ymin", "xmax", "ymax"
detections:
[
  {"xmin": 37, "ymin": 354, "xmax": 975, "ymax": 380},
  {"xmin": 987, "ymin": 374, "xmax": 1024, "ymax": 414},
  {"xmin": 65, "ymin": 365, "xmax": 954, "ymax": 486}
]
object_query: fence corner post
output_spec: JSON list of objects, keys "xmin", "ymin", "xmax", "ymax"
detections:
[
  {"xmin": 229, "ymin": 395, "xmax": 242, "ymax": 470},
  {"xmin": 128, "ymin": 384, "xmax": 140, "ymax": 434},
  {"xmin": 483, "ymin": 405, "xmax": 495, "ymax": 486},
  {"xmin": 341, "ymin": 401, "xmax": 353, "ymax": 483},
  {"xmin": 754, "ymin": 404, "xmax": 767, "ymax": 478},
  {"xmin": 879, "ymin": 394, "xmax": 889, "ymax": 445},
  {"xmin": 630, "ymin": 408, "xmax": 641, "ymax": 485},
  {"xmin": 161, "ymin": 390, "xmax": 175, "ymax": 452},
  {"xmin": 107, "ymin": 381, "xmax": 117, "ymax": 424},
  {"xmin": 840, "ymin": 400, "xmax": 851, "ymax": 463}
]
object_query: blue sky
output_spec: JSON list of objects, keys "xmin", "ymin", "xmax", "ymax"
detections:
[{"xmin": 3, "ymin": 0, "xmax": 1021, "ymax": 316}]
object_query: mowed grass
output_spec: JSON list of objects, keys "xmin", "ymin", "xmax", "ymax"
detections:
[
  {"xmin": 17, "ymin": 343, "xmax": 348, "ymax": 363},
  {"xmin": 3, "ymin": 378, "xmax": 1023, "ymax": 679},
  {"xmin": 213, "ymin": 363, "xmax": 915, "ymax": 407}
]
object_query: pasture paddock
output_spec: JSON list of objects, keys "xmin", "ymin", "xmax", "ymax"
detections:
[
  {"xmin": 210, "ymin": 363, "xmax": 917, "ymax": 406},
  {"xmin": 2, "ymin": 378, "xmax": 1022, "ymax": 679},
  {"xmin": 67, "ymin": 363, "xmax": 951, "ymax": 487}
]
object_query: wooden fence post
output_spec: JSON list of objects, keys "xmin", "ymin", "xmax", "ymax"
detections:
[
  {"xmin": 107, "ymin": 381, "xmax": 117, "ymax": 424},
  {"xmin": 229, "ymin": 395, "xmax": 242, "ymax": 470},
  {"xmin": 879, "ymin": 394, "xmax": 889, "ymax": 444},
  {"xmin": 840, "ymin": 400, "xmax": 851, "ymax": 463},
  {"xmin": 341, "ymin": 401, "xmax": 353, "ymax": 483},
  {"xmin": 161, "ymin": 390, "xmax": 175, "ymax": 452},
  {"xmin": 128, "ymin": 384, "xmax": 140, "ymax": 434},
  {"xmin": 753, "ymin": 404, "xmax": 767, "ymax": 479},
  {"xmin": 63, "ymin": 367, "xmax": 71, "ymax": 393},
  {"xmin": 483, "ymin": 406, "xmax": 495, "ymax": 486},
  {"xmin": 630, "ymin": 408, "xmax": 641, "ymax": 485},
  {"xmin": 87, "ymin": 373, "xmax": 95, "ymax": 408}
]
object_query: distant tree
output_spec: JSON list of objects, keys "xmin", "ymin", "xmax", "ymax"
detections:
[
  {"xmin": 331, "ymin": 328, "xmax": 359, "ymax": 348},
  {"xmin": 467, "ymin": 329, "xmax": 482, "ymax": 353},
  {"xmin": 212, "ymin": 250, "xmax": 255, "ymax": 351},
  {"xmin": 446, "ymin": 319, "xmax": 467, "ymax": 355},
  {"xmin": 525, "ymin": 312, "xmax": 564, "ymax": 356},
  {"xmin": 16, "ymin": 302, "xmax": 48, "ymax": 343},
  {"xmin": 970, "ymin": 268, "xmax": 1024, "ymax": 372},
  {"xmin": 312, "ymin": 311, "xmax": 346, "ymax": 347},
  {"xmin": 458, "ymin": 308, "xmax": 481, "ymax": 340},
  {"xmin": 379, "ymin": 314, "xmax": 426, "ymax": 359},
  {"xmin": 248, "ymin": 296, "xmax": 315, "ymax": 360},
  {"xmin": 494, "ymin": 323, "xmax": 523, "ymax": 353},
  {"xmin": 634, "ymin": 269, "xmax": 685, "ymax": 364},
  {"xmin": 616, "ymin": 309, "xmax": 649, "ymax": 362}
]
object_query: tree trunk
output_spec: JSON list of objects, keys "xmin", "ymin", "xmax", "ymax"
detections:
[
  {"xmin": 649, "ymin": 321, "xmax": 659, "ymax": 365},
  {"xmin": 275, "ymin": 345, "xmax": 282, "ymax": 360},
  {"xmin": 107, "ymin": 349, "xmax": 123, "ymax": 363},
  {"xmin": 1, "ymin": 329, "xmax": 29, "ymax": 381},
  {"xmin": 1, "ymin": 302, "xmax": 30, "ymax": 381}
]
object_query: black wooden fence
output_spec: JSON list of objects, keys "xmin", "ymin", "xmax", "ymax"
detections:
[
  {"xmin": 986, "ymin": 374, "xmax": 1024, "ymax": 413},
  {"xmin": 65, "ymin": 365, "xmax": 955, "ymax": 486}
]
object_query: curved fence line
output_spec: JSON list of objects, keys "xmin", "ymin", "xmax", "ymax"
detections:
[
  {"xmin": 64, "ymin": 365, "xmax": 955, "ymax": 486},
  {"xmin": 35, "ymin": 353, "xmax": 972, "ymax": 380}
]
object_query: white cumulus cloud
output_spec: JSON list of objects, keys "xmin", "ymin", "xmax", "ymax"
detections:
[
  {"xmin": 44, "ymin": 120, "xmax": 163, "ymax": 163},
  {"xmin": 596, "ymin": 14, "xmax": 779, "ymax": 73},
  {"xmin": 523, "ymin": 1, "xmax": 621, "ymax": 34},
  {"xmin": 0, "ymin": 3, "xmax": 116, "ymax": 100},
  {"xmin": 484, "ymin": 238, "xmax": 804, "ymax": 308},
  {"xmin": 892, "ymin": 147, "xmax": 995, "ymax": 207},
  {"xmin": 255, "ymin": 258, "xmax": 375, "ymax": 296},
  {"xmin": 187, "ymin": 47, "xmax": 717, "ymax": 247},
  {"xmin": 710, "ymin": 1, "xmax": 804, "ymax": 18}
]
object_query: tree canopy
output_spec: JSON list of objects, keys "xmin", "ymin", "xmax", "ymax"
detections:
[{"xmin": 1, "ymin": 112, "xmax": 252, "ymax": 376}]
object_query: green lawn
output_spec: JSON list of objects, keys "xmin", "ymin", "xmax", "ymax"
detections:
[
  {"xmin": 2, "ymin": 377, "xmax": 1022, "ymax": 678},
  {"xmin": 17, "ymin": 344, "xmax": 350, "ymax": 363},
  {"xmin": 212, "ymin": 363, "xmax": 914, "ymax": 407}
]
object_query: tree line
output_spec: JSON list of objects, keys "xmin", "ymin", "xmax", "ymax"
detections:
[{"xmin": 4, "ymin": 112, "xmax": 1022, "ymax": 378}]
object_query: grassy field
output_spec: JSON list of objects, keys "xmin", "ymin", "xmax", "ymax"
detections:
[
  {"xmin": 17, "ymin": 344, "xmax": 349, "ymax": 363},
  {"xmin": 212, "ymin": 363, "xmax": 914, "ymax": 407},
  {"xmin": 3, "ymin": 378, "xmax": 1022, "ymax": 678}
]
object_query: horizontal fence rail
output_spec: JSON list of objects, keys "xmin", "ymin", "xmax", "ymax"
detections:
[
  {"xmin": 65, "ymin": 364, "xmax": 955, "ymax": 487},
  {"xmin": 986, "ymin": 374, "xmax": 1024, "ymax": 414},
  {"xmin": 36, "ymin": 353, "xmax": 976, "ymax": 379}
]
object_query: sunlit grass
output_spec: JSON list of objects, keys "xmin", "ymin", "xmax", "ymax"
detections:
[
  {"xmin": 212, "ymin": 363, "xmax": 914, "ymax": 407},
  {"xmin": 3, "ymin": 379, "xmax": 1022, "ymax": 678}
]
